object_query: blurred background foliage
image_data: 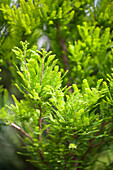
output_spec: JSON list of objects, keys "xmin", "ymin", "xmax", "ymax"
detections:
[{"xmin": 0, "ymin": 0, "xmax": 113, "ymax": 169}]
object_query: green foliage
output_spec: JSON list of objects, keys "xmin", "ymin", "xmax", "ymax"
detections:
[
  {"xmin": 1, "ymin": 42, "xmax": 113, "ymax": 169},
  {"xmin": 1, "ymin": 0, "xmax": 40, "ymax": 35},
  {"xmin": 95, "ymin": 0, "xmax": 113, "ymax": 29},
  {"xmin": 1, "ymin": 0, "xmax": 113, "ymax": 169},
  {"xmin": 68, "ymin": 22, "xmax": 113, "ymax": 87}
]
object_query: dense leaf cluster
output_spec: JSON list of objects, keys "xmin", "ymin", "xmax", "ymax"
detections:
[
  {"xmin": 1, "ymin": 0, "xmax": 113, "ymax": 169},
  {"xmin": 1, "ymin": 42, "xmax": 113, "ymax": 169}
]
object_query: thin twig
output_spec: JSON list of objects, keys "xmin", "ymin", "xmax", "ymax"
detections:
[
  {"xmin": 38, "ymin": 55, "xmax": 46, "ymax": 163},
  {"xmin": 59, "ymin": 38, "xmax": 72, "ymax": 91},
  {"xmin": 38, "ymin": 54, "xmax": 44, "ymax": 141},
  {"xmin": 59, "ymin": 38, "xmax": 69, "ymax": 72},
  {"xmin": 39, "ymin": 148, "xmax": 46, "ymax": 163},
  {"xmin": 56, "ymin": 22, "xmax": 72, "ymax": 91},
  {"xmin": 6, "ymin": 60, "xmax": 13, "ymax": 67},
  {"xmin": 8, "ymin": 121, "xmax": 33, "ymax": 141},
  {"xmin": 38, "ymin": 105, "xmax": 42, "ymax": 141},
  {"xmin": 93, "ymin": 140, "xmax": 113, "ymax": 147},
  {"xmin": 74, "ymin": 121, "xmax": 111, "ymax": 169},
  {"xmin": 83, "ymin": 122, "xmax": 111, "ymax": 159},
  {"xmin": 38, "ymin": 105, "xmax": 47, "ymax": 164}
]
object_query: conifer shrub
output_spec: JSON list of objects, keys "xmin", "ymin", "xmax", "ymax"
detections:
[
  {"xmin": 1, "ymin": 41, "xmax": 113, "ymax": 169},
  {"xmin": 1, "ymin": 0, "xmax": 113, "ymax": 169}
]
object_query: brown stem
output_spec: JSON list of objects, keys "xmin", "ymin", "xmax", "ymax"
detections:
[
  {"xmin": 93, "ymin": 140, "xmax": 113, "ymax": 148},
  {"xmin": 38, "ymin": 105, "xmax": 47, "ymax": 165},
  {"xmin": 39, "ymin": 148, "xmax": 46, "ymax": 163},
  {"xmin": 56, "ymin": 22, "xmax": 71, "ymax": 90},
  {"xmin": 59, "ymin": 38, "xmax": 69, "ymax": 72},
  {"xmin": 6, "ymin": 60, "xmax": 13, "ymax": 67},
  {"xmin": 91, "ymin": 122, "xmax": 110, "ymax": 147},
  {"xmin": 38, "ymin": 53, "xmax": 44, "ymax": 141},
  {"xmin": 109, "ymin": 128, "xmax": 113, "ymax": 135},
  {"xmin": 8, "ymin": 121, "xmax": 33, "ymax": 141},
  {"xmin": 59, "ymin": 38, "xmax": 71, "ymax": 89},
  {"xmin": 83, "ymin": 122, "xmax": 110, "ymax": 159},
  {"xmin": 38, "ymin": 55, "xmax": 45, "ymax": 163},
  {"xmin": 74, "ymin": 121, "xmax": 111, "ymax": 170},
  {"xmin": 38, "ymin": 105, "xmax": 42, "ymax": 141}
]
